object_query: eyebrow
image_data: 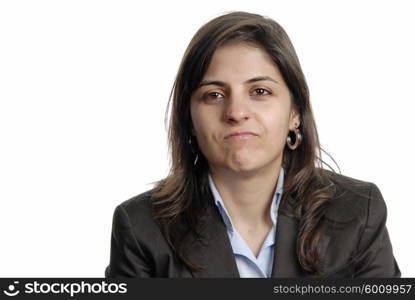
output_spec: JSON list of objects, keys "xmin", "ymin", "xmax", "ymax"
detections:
[{"xmin": 197, "ymin": 76, "xmax": 279, "ymax": 89}]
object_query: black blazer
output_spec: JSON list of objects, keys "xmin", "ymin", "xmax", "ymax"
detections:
[{"xmin": 105, "ymin": 172, "xmax": 400, "ymax": 278}]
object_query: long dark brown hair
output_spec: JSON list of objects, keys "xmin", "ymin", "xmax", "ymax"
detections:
[{"xmin": 152, "ymin": 11, "xmax": 338, "ymax": 275}]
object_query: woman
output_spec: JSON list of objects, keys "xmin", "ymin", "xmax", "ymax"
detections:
[{"xmin": 105, "ymin": 11, "xmax": 400, "ymax": 278}]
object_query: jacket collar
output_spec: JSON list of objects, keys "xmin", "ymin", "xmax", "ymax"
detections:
[
  {"xmin": 271, "ymin": 192, "xmax": 306, "ymax": 277},
  {"xmin": 188, "ymin": 191, "xmax": 305, "ymax": 278}
]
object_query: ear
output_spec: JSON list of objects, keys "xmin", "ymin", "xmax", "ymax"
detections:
[{"xmin": 289, "ymin": 108, "xmax": 300, "ymax": 130}]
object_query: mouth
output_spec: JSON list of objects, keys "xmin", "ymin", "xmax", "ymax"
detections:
[{"xmin": 224, "ymin": 131, "xmax": 258, "ymax": 140}]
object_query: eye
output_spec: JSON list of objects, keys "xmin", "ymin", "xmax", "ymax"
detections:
[
  {"xmin": 209, "ymin": 92, "xmax": 223, "ymax": 98},
  {"xmin": 202, "ymin": 91, "xmax": 224, "ymax": 102},
  {"xmin": 252, "ymin": 88, "xmax": 271, "ymax": 96}
]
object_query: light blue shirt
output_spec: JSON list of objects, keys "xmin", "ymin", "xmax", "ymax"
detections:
[{"xmin": 208, "ymin": 168, "xmax": 284, "ymax": 278}]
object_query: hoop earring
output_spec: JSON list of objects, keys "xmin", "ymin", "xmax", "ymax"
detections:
[
  {"xmin": 286, "ymin": 128, "xmax": 302, "ymax": 150},
  {"xmin": 193, "ymin": 154, "xmax": 199, "ymax": 166}
]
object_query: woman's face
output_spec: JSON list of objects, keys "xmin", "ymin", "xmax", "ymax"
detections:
[{"xmin": 190, "ymin": 42, "xmax": 299, "ymax": 175}]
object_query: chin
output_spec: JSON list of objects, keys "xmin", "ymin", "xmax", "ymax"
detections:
[
  {"xmin": 208, "ymin": 150, "xmax": 279, "ymax": 175},
  {"xmin": 226, "ymin": 159, "xmax": 265, "ymax": 174},
  {"xmin": 227, "ymin": 154, "xmax": 281, "ymax": 175}
]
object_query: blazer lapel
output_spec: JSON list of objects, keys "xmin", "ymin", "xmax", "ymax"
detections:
[
  {"xmin": 187, "ymin": 193, "xmax": 240, "ymax": 278},
  {"xmin": 271, "ymin": 193, "xmax": 306, "ymax": 277},
  {"xmin": 185, "ymin": 192, "xmax": 309, "ymax": 277}
]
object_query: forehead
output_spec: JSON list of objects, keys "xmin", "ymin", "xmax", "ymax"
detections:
[{"xmin": 202, "ymin": 42, "xmax": 283, "ymax": 81}]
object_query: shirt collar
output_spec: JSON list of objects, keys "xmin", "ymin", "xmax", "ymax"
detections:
[{"xmin": 208, "ymin": 167, "xmax": 285, "ymax": 234}]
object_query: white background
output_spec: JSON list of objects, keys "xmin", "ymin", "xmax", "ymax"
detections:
[{"xmin": 0, "ymin": 0, "xmax": 414, "ymax": 277}]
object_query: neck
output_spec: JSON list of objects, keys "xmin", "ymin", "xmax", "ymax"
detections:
[{"xmin": 209, "ymin": 161, "xmax": 281, "ymax": 229}]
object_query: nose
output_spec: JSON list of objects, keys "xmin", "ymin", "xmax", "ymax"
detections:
[{"xmin": 223, "ymin": 94, "xmax": 250, "ymax": 124}]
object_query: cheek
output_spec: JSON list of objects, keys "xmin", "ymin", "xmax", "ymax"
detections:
[
  {"xmin": 190, "ymin": 103, "xmax": 203, "ymax": 134},
  {"xmin": 191, "ymin": 111, "xmax": 207, "ymax": 137},
  {"xmin": 262, "ymin": 110, "xmax": 290, "ymax": 144},
  {"xmin": 191, "ymin": 105, "xmax": 217, "ymax": 143}
]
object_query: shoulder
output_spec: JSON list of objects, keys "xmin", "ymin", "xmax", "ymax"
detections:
[
  {"xmin": 108, "ymin": 188, "xmax": 191, "ymax": 277},
  {"xmin": 320, "ymin": 169, "xmax": 387, "ymax": 223},
  {"xmin": 316, "ymin": 170, "xmax": 399, "ymax": 277},
  {"xmin": 111, "ymin": 188, "xmax": 161, "ymax": 242},
  {"xmin": 117, "ymin": 188, "xmax": 155, "ymax": 217}
]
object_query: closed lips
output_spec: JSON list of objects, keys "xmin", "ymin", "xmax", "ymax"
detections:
[{"xmin": 224, "ymin": 132, "xmax": 258, "ymax": 139}]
